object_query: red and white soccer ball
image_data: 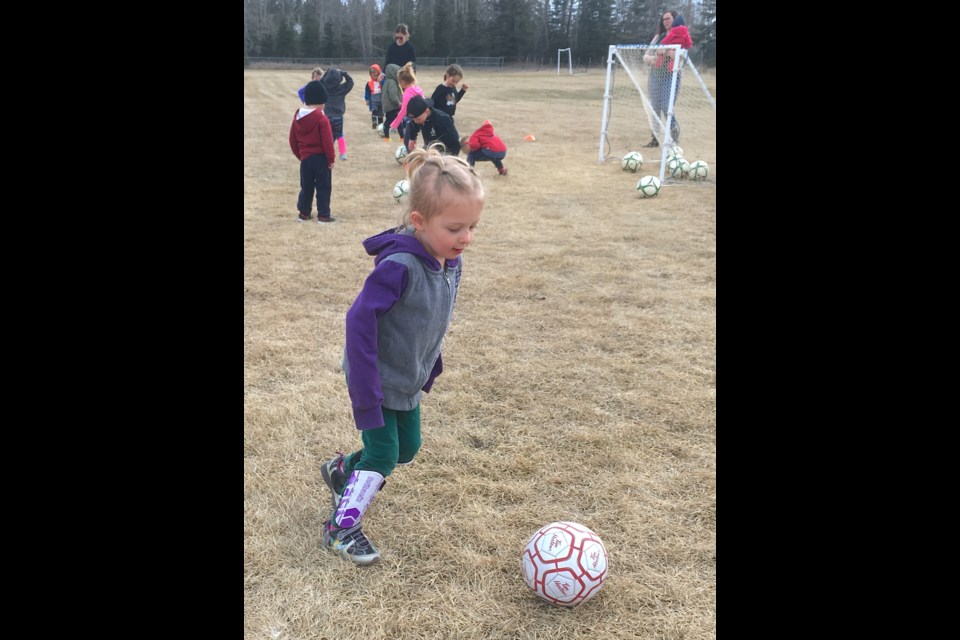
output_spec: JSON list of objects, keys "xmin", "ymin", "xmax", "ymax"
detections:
[{"xmin": 522, "ymin": 521, "xmax": 608, "ymax": 607}]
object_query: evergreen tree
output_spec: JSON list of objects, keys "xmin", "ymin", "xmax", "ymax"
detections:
[
  {"xmin": 461, "ymin": 0, "xmax": 482, "ymax": 56},
  {"xmin": 578, "ymin": 0, "xmax": 613, "ymax": 62},
  {"xmin": 412, "ymin": 0, "xmax": 436, "ymax": 57},
  {"xmin": 321, "ymin": 20, "xmax": 337, "ymax": 58},
  {"xmin": 490, "ymin": 0, "xmax": 532, "ymax": 62},
  {"xmin": 275, "ymin": 18, "xmax": 296, "ymax": 58},
  {"xmin": 692, "ymin": 0, "xmax": 716, "ymax": 67},
  {"xmin": 299, "ymin": 11, "xmax": 321, "ymax": 58},
  {"xmin": 433, "ymin": 0, "xmax": 453, "ymax": 57},
  {"xmin": 614, "ymin": 0, "xmax": 656, "ymax": 43}
]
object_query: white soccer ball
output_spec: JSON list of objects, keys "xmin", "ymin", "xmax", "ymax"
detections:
[
  {"xmin": 392, "ymin": 179, "xmax": 410, "ymax": 203},
  {"xmin": 395, "ymin": 144, "xmax": 409, "ymax": 164},
  {"xmin": 687, "ymin": 160, "xmax": 709, "ymax": 181},
  {"xmin": 636, "ymin": 175, "xmax": 661, "ymax": 198},
  {"xmin": 666, "ymin": 156, "xmax": 687, "ymax": 179},
  {"xmin": 521, "ymin": 521, "xmax": 608, "ymax": 608},
  {"xmin": 665, "ymin": 144, "xmax": 684, "ymax": 159},
  {"xmin": 621, "ymin": 151, "xmax": 643, "ymax": 173}
]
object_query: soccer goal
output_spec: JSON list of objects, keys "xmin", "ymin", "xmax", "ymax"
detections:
[
  {"xmin": 598, "ymin": 44, "xmax": 716, "ymax": 185},
  {"xmin": 558, "ymin": 48, "xmax": 573, "ymax": 75}
]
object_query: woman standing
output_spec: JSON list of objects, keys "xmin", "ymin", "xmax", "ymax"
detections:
[
  {"xmin": 383, "ymin": 23, "xmax": 416, "ymax": 74},
  {"xmin": 643, "ymin": 11, "xmax": 692, "ymax": 148}
]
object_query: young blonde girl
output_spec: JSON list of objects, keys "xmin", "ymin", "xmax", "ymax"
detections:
[
  {"xmin": 320, "ymin": 144, "xmax": 484, "ymax": 566},
  {"xmin": 390, "ymin": 62, "xmax": 425, "ymax": 148}
]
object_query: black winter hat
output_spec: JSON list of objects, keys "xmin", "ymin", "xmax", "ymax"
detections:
[
  {"xmin": 304, "ymin": 80, "xmax": 328, "ymax": 105},
  {"xmin": 407, "ymin": 96, "xmax": 429, "ymax": 117}
]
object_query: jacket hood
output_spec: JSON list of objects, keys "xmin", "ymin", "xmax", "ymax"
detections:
[
  {"xmin": 385, "ymin": 64, "xmax": 400, "ymax": 81},
  {"xmin": 294, "ymin": 108, "xmax": 324, "ymax": 130},
  {"xmin": 321, "ymin": 68, "xmax": 343, "ymax": 88},
  {"xmin": 670, "ymin": 25, "xmax": 690, "ymax": 36},
  {"xmin": 370, "ymin": 63, "xmax": 382, "ymax": 73},
  {"xmin": 362, "ymin": 227, "xmax": 459, "ymax": 270}
]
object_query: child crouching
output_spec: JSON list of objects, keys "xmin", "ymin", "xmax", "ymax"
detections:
[{"xmin": 460, "ymin": 120, "xmax": 508, "ymax": 176}]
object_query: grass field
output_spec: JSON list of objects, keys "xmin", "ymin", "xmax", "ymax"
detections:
[{"xmin": 245, "ymin": 67, "xmax": 715, "ymax": 639}]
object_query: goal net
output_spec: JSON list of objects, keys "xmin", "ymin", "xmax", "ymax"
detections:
[
  {"xmin": 558, "ymin": 48, "xmax": 572, "ymax": 75},
  {"xmin": 598, "ymin": 44, "xmax": 716, "ymax": 185}
]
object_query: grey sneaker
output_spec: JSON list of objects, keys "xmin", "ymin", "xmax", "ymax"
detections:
[
  {"xmin": 323, "ymin": 520, "xmax": 381, "ymax": 566},
  {"xmin": 320, "ymin": 452, "xmax": 348, "ymax": 509},
  {"xmin": 340, "ymin": 153, "xmax": 348, "ymax": 161}
]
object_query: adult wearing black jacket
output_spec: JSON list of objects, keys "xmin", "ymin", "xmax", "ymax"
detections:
[
  {"xmin": 383, "ymin": 24, "xmax": 416, "ymax": 75},
  {"xmin": 404, "ymin": 96, "xmax": 461, "ymax": 156}
]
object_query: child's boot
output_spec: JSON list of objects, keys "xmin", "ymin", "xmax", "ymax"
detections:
[{"xmin": 322, "ymin": 469, "xmax": 384, "ymax": 566}]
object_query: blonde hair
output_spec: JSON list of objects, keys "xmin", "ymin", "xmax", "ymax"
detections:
[
  {"xmin": 400, "ymin": 144, "xmax": 484, "ymax": 226},
  {"xmin": 459, "ymin": 136, "xmax": 471, "ymax": 153},
  {"xmin": 311, "ymin": 67, "xmax": 323, "ymax": 79},
  {"xmin": 444, "ymin": 64, "xmax": 464, "ymax": 80},
  {"xmin": 398, "ymin": 62, "xmax": 417, "ymax": 87}
]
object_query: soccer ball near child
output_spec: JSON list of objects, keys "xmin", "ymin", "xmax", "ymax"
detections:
[
  {"xmin": 392, "ymin": 179, "xmax": 410, "ymax": 203},
  {"xmin": 521, "ymin": 521, "xmax": 608, "ymax": 607}
]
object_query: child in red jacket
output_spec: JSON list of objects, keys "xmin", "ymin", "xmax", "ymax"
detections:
[
  {"xmin": 460, "ymin": 120, "xmax": 508, "ymax": 176},
  {"xmin": 289, "ymin": 81, "xmax": 337, "ymax": 223}
]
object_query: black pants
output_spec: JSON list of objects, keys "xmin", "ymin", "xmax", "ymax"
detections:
[
  {"xmin": 382, "ymin": 109, "xmax": 400, "ymax": 139},
  {"xmin": 297, "ymin": 154, "xmax": 331, "ymax": 217}
]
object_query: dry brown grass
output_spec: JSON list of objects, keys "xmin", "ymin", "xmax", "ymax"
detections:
[{"xmin": 245, "ymin": 68, "xmax": 715, "ymax": 640}]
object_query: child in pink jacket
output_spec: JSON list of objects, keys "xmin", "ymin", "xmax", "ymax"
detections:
[{"xmin": 390, "ymin": 63, "xmax": 425, "ymax": 149}]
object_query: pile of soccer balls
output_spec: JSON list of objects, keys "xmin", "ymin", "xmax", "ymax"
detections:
[
  {"xmin": 662, "ymin": 145, "xmax": 709, "ymax": 181},
  {"xmin": 621, "ymin": 145, "xmax": 710, "ymax": 199}
]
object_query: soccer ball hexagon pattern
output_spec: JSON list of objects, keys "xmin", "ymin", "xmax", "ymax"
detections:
[{"xmin": 521, "ymin": 521, "xmax": 608, "ymax": 607}]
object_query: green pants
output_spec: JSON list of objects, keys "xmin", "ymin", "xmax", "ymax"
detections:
[{"xmin": 342, "ymin": 404, "xmax": 422, "ymax": 479}]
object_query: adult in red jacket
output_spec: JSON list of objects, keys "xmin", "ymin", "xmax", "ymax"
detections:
[
  {"xmin": 643, "ymin": 11, "xmax": 693, "ymax": 148},
  {"xmin": 460, "ymin": 120, "xmax": 508, "ymax": 176}
]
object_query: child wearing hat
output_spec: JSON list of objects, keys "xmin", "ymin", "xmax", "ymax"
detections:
[
  {"xmin": 289, "ymin": 80, "xmax": 337, "ymax": 223},
  {"xmin": 404, "ymin": 96, "xmax": 461, "ymax": 156},
  {"xmin": 460, "ymin": 120, "xmax": 508, "ymax": 176}
]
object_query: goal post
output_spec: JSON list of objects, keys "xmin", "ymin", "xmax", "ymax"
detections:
[
  {"xmin": 598, "ymin": 44, "xmax": 716, "ymax": 185},
  {"xmin": 557, "ymin": 48, "xmax": 572, "ymax": 75}
]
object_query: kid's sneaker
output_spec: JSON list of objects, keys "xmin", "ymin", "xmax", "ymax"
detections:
[
  {"xmin": 323, "ymin": 520, "xmax": 381, "ymax": 566},
  {"xmin": 320, "ymin": 453, "xmax": 348, "ymax": 509}
]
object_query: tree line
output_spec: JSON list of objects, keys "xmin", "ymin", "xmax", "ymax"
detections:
[{"xmin": 244, "ymin": 0, "xmax": 716, "ymax": 67}]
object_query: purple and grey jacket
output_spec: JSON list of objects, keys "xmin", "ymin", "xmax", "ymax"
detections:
[{"xmin": 343, "ymin": 226, "xmax": 462, "ymax": 430}]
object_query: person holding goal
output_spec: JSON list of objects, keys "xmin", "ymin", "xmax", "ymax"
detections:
[{"xmin": 643, "ymin": 10, "xmax": 692, "ymax": 148}]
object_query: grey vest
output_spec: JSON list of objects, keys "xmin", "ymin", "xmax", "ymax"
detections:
[{"xmin": 345, "ymin": 252, "xmax": 460, "ymax": 411}]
